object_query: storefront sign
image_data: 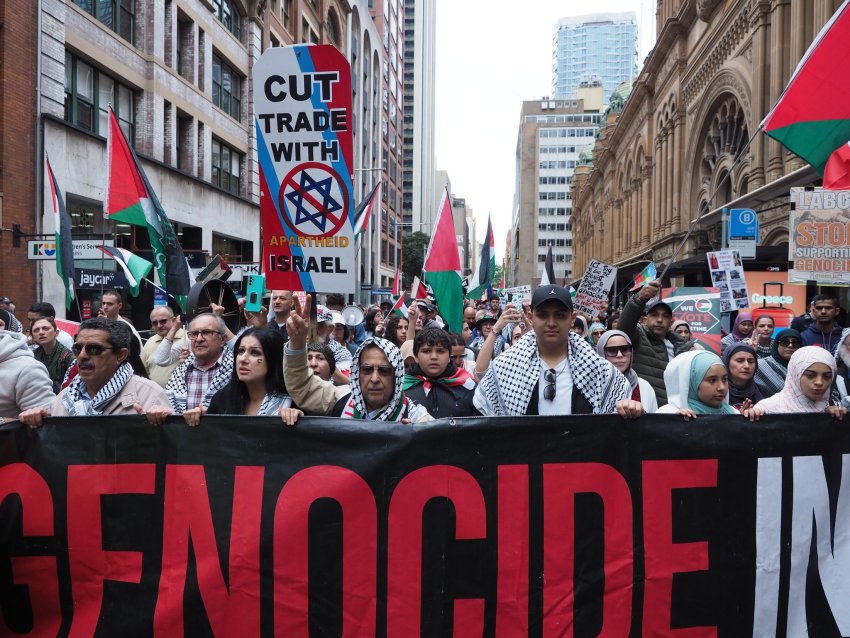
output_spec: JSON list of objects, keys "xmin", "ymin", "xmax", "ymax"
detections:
[
  {"xmin": 74, "ymin": 267, "xmax": 128, "ymax": 290},
  {"xmin": 28, "ymin": 239, "xmax": 115, "ymax": 260}
]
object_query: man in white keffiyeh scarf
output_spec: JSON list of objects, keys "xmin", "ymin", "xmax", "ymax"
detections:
[
  {"xmin": 18, "ymin": 318, "xmax": 171, "ymax": 426},
  {"xmin": 474, "ymin": 285, "xmax": 641, "ymax": 418}
]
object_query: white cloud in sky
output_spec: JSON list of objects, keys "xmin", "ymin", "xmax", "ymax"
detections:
[{"xmin": 434, "ymin": 0, "xmax": 655, "ymax": 260}]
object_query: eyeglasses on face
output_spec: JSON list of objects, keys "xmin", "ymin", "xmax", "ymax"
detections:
[
  {"xmin": 188, "ymin": 329, "xmax": 222, "ymax": 340},
  {"xmin": 543, "ymin": 368, "xmax": 557, "ymax": 401},
  {"xmin": 359, "ymin": 364, "xmax": 395, "ymax": 377},
  {"xmin": 603, "ymin": 345, "xmax": 633, "ymax": 357},
  {"xmin": 151, "ymin": 319, "xmax": 171, "ymax": 326},
  {"xmin": 777, "ymin": 338, "xmax": 801, "ymax": 347},
  {"xmin": 72, "ymin": 343, "xmax": 115, "ymax": 356}
]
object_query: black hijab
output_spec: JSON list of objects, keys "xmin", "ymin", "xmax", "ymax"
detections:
[{"xmin": 722, "ymin": 342, "xmax": 763, "ymax": 408}]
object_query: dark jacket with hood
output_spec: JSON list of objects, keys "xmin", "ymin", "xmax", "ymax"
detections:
[{"xmin": 618, "ymin": 295, "xmax": 697, "ymax": 406}]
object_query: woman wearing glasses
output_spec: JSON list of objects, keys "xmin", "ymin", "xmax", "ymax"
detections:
[
  {"xmin": 754, "ymin": 328, "xmax": 803, "ymax": 398},
  {"xmin": 596, "ymin": 330, "xmax": 658, "ymax": 413}
]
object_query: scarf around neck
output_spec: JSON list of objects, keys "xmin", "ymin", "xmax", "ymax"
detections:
[
  {"xmin": 62, "ymin": 362, "xmax": 134, "ymax": 416},
  {"xmin": 343, "ymin": 337, "xmax": 407, "ymax": 421},
  {"xmin": 722, "ymin": 342, "xmax": 763, "ymax": 407},
  {"xmin": 476, "ymin": 331, "xmax": 629, "ymax": 416},
  {"xmin": 403, "ymin": 362, "xmax": 476, "ymax": 394}
]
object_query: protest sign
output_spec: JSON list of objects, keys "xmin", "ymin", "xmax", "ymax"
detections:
[
  {"xmin": 499, "ymin": 285, "xmax": 531, "ymax": 306},
  {"xmin": 253, "ymin": 45, "xmax": 355, "ymax": 294},
  {"xmin": 3, "ymin": 415, "xmax": 850, "ymax": 635},
  {"xmin": 706, "ymin": 250, "xmax": 750, "ymax": 312},
  {"xmin": 788, "ymin": 187, "xmax": 850, "ymax": 285},
  {"xmin": 661, "ymin": 286, "xmax": 722, "ymax": 353},
  {"xmin": 573, "ymin": 260, "xmax": 617, "ymax": 317}
]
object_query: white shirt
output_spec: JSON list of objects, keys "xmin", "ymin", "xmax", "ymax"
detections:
[{"xmin": 538, "ymin": 358, "xmax": 573, "ymax": 415}]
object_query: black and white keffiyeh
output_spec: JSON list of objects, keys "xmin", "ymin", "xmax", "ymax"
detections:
[
  {"xmin": 343, "ymin": 337, "xmax": 408, "ymax": 421},
  {"xmin": 62, "ymin": 362, "xmax": 134, "ymax": 416},
  {"xmin": 475, "ymin": 331, "xmax": 630, "ymax": 416},
  {"xmin": 328, "ymin": 337, "xmax": 353, "ymax": 364},
  {"xmin": 165, "ymin": 349, "xmax": 234, "ymax": 413}
]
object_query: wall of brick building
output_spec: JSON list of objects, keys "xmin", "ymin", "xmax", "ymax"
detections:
[{"xmin": 0, "ymin": 0, "xmax": 38, "ymax": 322}]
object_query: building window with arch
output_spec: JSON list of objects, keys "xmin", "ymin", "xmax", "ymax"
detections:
[{"xmin": 326, "ymin": 11, "xmax": 340, "ymax": 46}]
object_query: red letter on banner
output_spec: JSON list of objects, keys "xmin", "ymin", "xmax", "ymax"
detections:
[
  {"xmin": 154, "ymin": 465, "xmax": 264, "ymax": 637},
  {"xmin": 67, "ymin": 464, "xmax": 155, "ymax": 638},
  {"xmin": 0, "ymin": 464, "xmax": 61, "ymax": 636},
  {"xmin": 273, "ymin": 465, "xmax": 377, "ymax": 637},
  {"xmin": 642, "ymin": 459, "xmax": 718, "ymax": 638},
  {"xmin": 542, "ymin": 462, "xmax": 633, "ymax": 637},
  {"xmin": 386, "ymin": 465, "xmax": 487, "ymax": 637},
  {"xmin": 496, "ymin": 464, "xmax": 529, "ymax": 635}
]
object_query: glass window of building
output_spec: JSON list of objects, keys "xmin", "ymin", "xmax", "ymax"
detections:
[
  {"xmin": 212, "ymin": 0, "xmax": 241, "ymax": 39},
  {"xmin": 65, "ymin": 51, "xmax": 134, "ymax": 141},
  {"xmin": 73, "ymin": 0, "xmax": 135, "ymax": 45},
  {"xmin": 211, "ymin": 139, "xmax": 242, "ymax": 195},
  {"xmin": 212, "ymin": 54, "xmax": 242, "ymax": 121}
]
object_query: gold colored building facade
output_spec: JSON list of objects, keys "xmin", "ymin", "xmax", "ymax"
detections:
[{"xmin": 571, "ymin": 0, "xmax": 841, "ymax": 289}]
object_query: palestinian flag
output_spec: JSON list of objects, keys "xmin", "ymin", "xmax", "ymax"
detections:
[
  {"xmin": 466, "ymin": 214, "xmax": 495, "ymax": 300},
  {"xmin": 762, "ymin": 1, "xmax": 850, "ymax": 187},
  {"xmin": 540, "ymin": 245, "xmax": 556, "ymax": 286},
  {"xmin": 105, "ymin": 106, "xmax": 191, "ymax": 307},
  {"xmin": 389, "ymin": 294, "xmax": 409, "ymax": 318},
  {"xmin": 423, "ymin": 187, "xmax": 463, "ymax": 332},
  {"xmin": 630, "ymin": 262, "xmax": 657, "ymax": 291},
  {"xmin": 352, "ymin": 181, "xmax": 382, "ymax": 236},
  {"xmin": 391, "ymin": 267, "xmax": 402, "ymax": 296},
  {"xmin": 45, "ymin": 154, "xmax": 76, "ymax": 310},
  {"xmin": 98, "ymin": 246, "xmax": 153, "ymax": 296},
  {"xmin": 410, "ymin": 275, "xmax": 427, "ymax": 300}
]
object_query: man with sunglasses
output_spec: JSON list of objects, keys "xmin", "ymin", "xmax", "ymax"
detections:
[
  {"xmin": 18, "ymin": 318, "xmax": 170, "ymax": 425},
  {"xmin": 474, "ymin": 285, "xmax": 640, "ymax": 417},
  {"xmin": 282, "ymin": 296, "xmax": 431, "ymax": 422},
  {"xmin": 142, "ymin": 306, "xmax": 186, "ymax": 387}
]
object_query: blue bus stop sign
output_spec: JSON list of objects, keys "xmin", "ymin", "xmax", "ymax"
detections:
[{"xmin": 729, "ymin": 208, "xmax": 758, "ymax": 240}]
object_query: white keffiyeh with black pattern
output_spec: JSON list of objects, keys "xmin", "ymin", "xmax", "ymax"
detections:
[
  {"xmin": 342, "ymin": 337, "xmax": 410, "ymax": 421},
  {"xmin": 62, "ymin": 362, "xmax": 134, "ymax": 416},
  {"xmin": 474, "ymin": 331, "xmax": 630, "ymax": 416}
]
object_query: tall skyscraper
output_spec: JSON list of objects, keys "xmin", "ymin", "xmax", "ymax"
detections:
[
  {"xmin": 551, "ymin": 12, "xmax": 637, "ymax": 105},
  {"xmin": 401, "ymin": 0, "xmax": 436, "ymax": 234}
]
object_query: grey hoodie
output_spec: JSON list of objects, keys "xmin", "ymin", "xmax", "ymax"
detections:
[{"xmin": 0, "ymin": 330, "xmax": 55, "ymax": 418}]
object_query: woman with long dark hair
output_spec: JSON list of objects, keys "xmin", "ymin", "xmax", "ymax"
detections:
[
  {"xmin": 383, "ymin": 314, "xmax": 409, "ymax": 348},
  {"xmin": 190, "ymin": 328, "xmax": 299, "ymax": 422}
]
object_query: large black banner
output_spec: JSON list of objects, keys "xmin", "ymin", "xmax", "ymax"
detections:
[{"xmin": 1, "ymin": 414, "xmax": 850, "ymax": 636}]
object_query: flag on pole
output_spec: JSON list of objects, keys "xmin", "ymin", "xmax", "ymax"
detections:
[
  {"xmin": 410, "ymin": 275, "xmax": 427, "ymax": 300},
  {"xmin": 391, "ymin": 267, "xmax": 401, "ymax": 296},
  {"xmin": 762, "ymin": 1, "xmax": 850, "ymax": 188},
  {"xmin": 389, "ymin": 294, "xmax": 409, "ymax": 318},
  {"xmin": 45, "ymin": 154, "xmax": 76, "ymax": 310},
  {"xmin": 540, "ymin": 245, "xmax": 556, "ymax": 286},
  {"xmin": 629, "ymin": 262, "xmax": 657, "ymax": 291},
  {"xmin": 98, "ymin": 246, "xmax": 154, "ymax": 296},
  {"xmin": 105, "ymin": 106, "xmax": 191, "ymax": 308},
  {"xmin": 423, "ymin": 187, "xmax": 463, "ymax": 332},
  {"xmin": 466, "ymin": 214, "xmax": 495, "ymax": 300},
  {"xmin": 352, "ymin": 181, "xmax": 382, "ymax": 236}
]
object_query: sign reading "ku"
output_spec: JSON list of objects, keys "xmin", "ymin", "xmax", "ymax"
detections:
[{"xmin": 253, "ymin": 45, "xmax": 355, "ymax": 295}]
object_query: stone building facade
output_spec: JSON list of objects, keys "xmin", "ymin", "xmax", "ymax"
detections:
[{"xmin": 571, "ymin": 0, "xmax": 839, "ymax": 293}]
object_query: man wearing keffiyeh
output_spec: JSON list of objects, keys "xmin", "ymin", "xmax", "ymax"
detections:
[
  {"xmin": 473, "ymin": 285, "xmax": 643, "ymax": 418},
  {"xmin": 282, "ymin": 296, "xmax": 432, "ymax": 423},
  {"xmin": 18, "ymin": 318, "xmax": 170, "ymax": 427}
]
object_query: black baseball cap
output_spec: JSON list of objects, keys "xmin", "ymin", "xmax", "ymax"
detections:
[
  {"xmin": 531, "ymin": 285, "xmax": 573, "ymax": 310},
  {"xmin": 644, "ymin": 299, "xmax": 673, "ymax": 315}
]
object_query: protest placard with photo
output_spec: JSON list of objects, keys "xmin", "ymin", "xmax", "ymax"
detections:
[{"xmin": 706, "ymin": 250, "xmax": 750, "ymax": 313}]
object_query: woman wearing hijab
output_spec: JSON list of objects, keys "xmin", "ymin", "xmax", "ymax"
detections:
[
  {"xmin": 720, "ymin": 312, "xmax": 754, "ymax": 351},
  {"xmin": 657, "ymin": 350, "xmax": 738, "ymax": 418},
  {"xmin": 596, "ymin": 330, "xmax": 658, "ymax": 413},
  {"xmin": 722, "ymin": 342, "xmax": 763, "ymax": 411},
  {"xmin": 747, "ymin": 346, "xmax": 847, "ymax": 419},
  {"xmin": 754, "ymin": 328, "xmax": 803, "ymax": 398},
  {"xmin": 588, "ymin": 322, "xmax": 606, "ymax": 345},
  {"xmin": 834, "ymin": 327, "xmax": 850, "ymax": 400}
]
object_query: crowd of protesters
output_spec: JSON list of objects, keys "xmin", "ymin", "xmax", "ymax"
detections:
[{"xmin": 1, "ymin": 281, "xmax": 848, "ymax": 429}]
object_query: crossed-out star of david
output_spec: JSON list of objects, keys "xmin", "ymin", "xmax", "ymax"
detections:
[{"xmin": 285, "ymin": 170, "xmax": 343, "ymax": 232}]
